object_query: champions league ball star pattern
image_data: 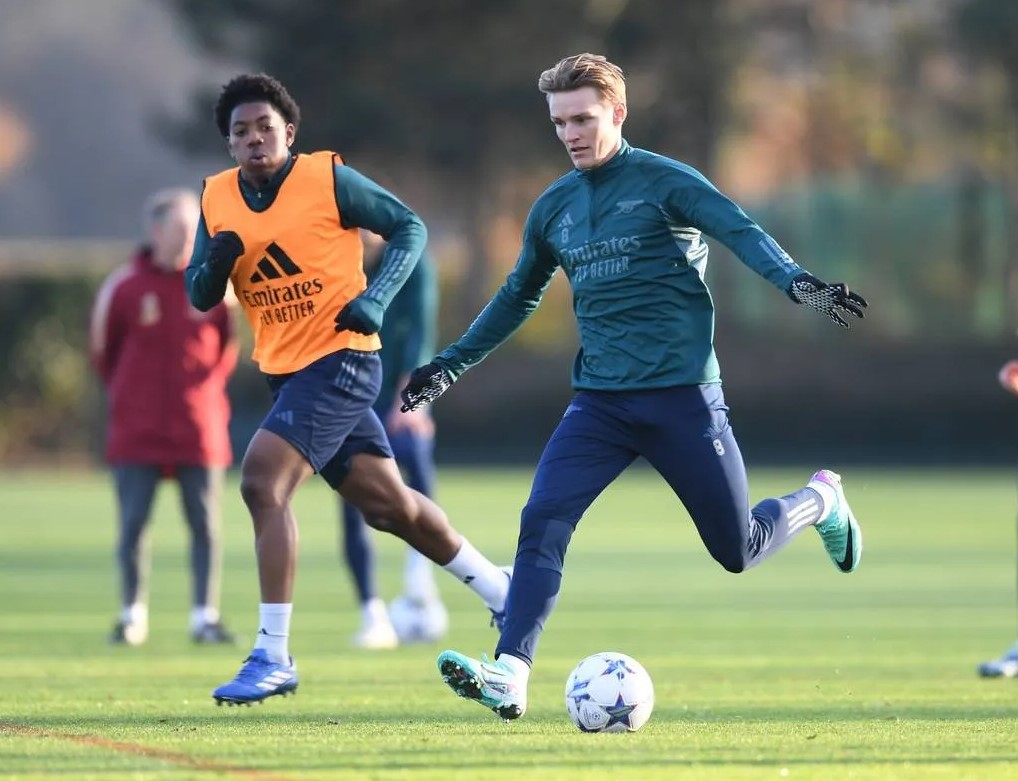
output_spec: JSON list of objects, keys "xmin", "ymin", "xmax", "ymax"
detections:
[{"xmin": 564, "ymin": 652, "xmax": 654, "ymax": 733}]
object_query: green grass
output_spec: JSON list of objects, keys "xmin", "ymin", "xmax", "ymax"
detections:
[{"xmin": 2, "ymin": 466, "xmax": 1018, "ymax": 780}]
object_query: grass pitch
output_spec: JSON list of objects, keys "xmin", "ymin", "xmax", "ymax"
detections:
[{"xmin": 2, "ymin": 466, "xmax": 1018, "ymax": 780}]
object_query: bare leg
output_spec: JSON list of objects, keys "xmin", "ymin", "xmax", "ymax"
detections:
[
  {"xmin": 338, "ymin": 453, "xmax": 460, "ymax": 564},
  {"xmin": 239, "ymin": 429, "xmax": 314, "ymax": 603},
  {"xmin": 339, "ymin": 453, "xmax": 507, "ymax": 610}
]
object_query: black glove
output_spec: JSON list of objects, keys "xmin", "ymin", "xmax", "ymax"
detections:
[
  {"xmin": 788, "ymin": 273, "xmax": 868, "ymax": 328},
  {"xmin": 207, "ymin": 231, "xmax": 245, "ymax": 275},
  {"xmin": 334, "ymin": 295, "xmax": 385, "ymax": 335},
  {"xmin": 400, "ymin": 362, "xmax": 453, "ymax": 412}
]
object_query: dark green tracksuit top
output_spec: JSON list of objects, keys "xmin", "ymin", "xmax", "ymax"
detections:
[
  {"xmin": 372, "ymin": 250, "xmax": 437, "ymax": 414},
  {"xmin": 435, "ymin": 140, "xmax": 805, "ymax": 391}
]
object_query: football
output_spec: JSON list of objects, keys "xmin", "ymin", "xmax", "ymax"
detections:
[
  {"xmin": 387, "ymin": 596, "xmax": 449, "ymax": 643},
  {"xmin": 564, "ymin": 652, "xmax": 654, "ymax": 733}
]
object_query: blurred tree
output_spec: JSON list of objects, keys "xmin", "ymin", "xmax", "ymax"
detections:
[
  {"xmin": 712, "ymin": 0, "xmax": 1017, "ymax": 337},
  {"xmin": 954, "ymin": 0, "xmax": 1018, "ymax": 326},
  {"xmin": 163, "ymin": 0, "xmax": 738, "ymax": 317},
  {"xmin": 0, "ymin": 276, "xmax": 100, "ymax": 463},
  {"xmin": 955, "ymin": 1, "xmax": 1018, "ymax": 112}
]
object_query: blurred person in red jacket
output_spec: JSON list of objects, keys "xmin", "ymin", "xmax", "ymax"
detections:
[{"xmin": 90, "ymin": 188, "xmax": 238, "ymax": 647}]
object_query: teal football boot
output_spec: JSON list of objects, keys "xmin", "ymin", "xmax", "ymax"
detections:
[
  {"xmin": 437, "ymin": 650, "xmax": 526, "ymax": 721},
  {"xmin": 809, "ymin": 469, "xmax": 862, "ymax": 573}
]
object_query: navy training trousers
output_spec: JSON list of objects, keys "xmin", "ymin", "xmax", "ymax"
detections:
[{"xmin": 495, "ymin": 384, "xmax": 822, "ymax": 664}]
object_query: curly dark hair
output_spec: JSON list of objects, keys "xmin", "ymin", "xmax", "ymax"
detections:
[{"xmin": 213, "ymin": 73, "xmax": 301, "ymax": 138}]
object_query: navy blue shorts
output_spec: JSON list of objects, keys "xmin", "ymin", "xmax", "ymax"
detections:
[{"xmin": 261, "ymin": 350, "xmax": 393, "ymax": 490}]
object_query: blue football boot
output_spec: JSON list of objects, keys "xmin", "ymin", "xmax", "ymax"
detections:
[
  {"xmin": 212, "ymin": 649, "xmax": 298, "ymax": 706},
  {"xmin": 978, "ymin": 642, "xmax": 1018, "ymax": 678}
]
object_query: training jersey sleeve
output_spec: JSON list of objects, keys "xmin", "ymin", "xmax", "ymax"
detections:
[
  {"xmin": 435, "ymin": 205, "xmax": 559, "ymax": 380},
  {"xmin": 335, "ymin": 162, "xmax": 427, "ymax": 309},
  {"xmin": 184, "ymin": 212, "xmax": 232, "ymax": 311},
  {"xmin": 397, "ymin": 256, "xmax": 438, "ymax": 375},
  {"xmin": 660, "ymin": 162, "xmax": 804, "ymax": 291}
]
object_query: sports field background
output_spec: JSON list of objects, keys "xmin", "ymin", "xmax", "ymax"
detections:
[{"xmin": 3, "ymin": 466, "xmax": 1018, "ymax": 780}]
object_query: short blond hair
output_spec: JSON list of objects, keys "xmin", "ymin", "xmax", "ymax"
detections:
[{"xmin": 537, "ymin": 53, "xmax": 626, "ymax": 105}]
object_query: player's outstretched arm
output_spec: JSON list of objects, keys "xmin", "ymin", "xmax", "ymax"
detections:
[
  {"xmin": 658, "ymin": 159, "xmax": 868, "ymax": 329},
  {"xmin": 401, "ymin": 362, "xmax": 454, "ymax": 412},
  {"xmin": 401, "ymin": 207, "xmax": 558, "ymax": 412},
  {"xmin": 399, "ymin": 268, "xmax": 553, "ymax": 412},
  {"xmin": 788, "ymin": 273, "xmax": 868, "ymax": 328}
]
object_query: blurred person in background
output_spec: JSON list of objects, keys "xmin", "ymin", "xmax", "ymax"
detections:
[
  {"xmin": 90, "ymin": 188, "xmax": 238, "ymax": 647},
  {"xmin": 340, "ymin": 231, "xmax": 447, "ymax": 650},
  {"xmin": 185, "ymin": 74, "xmax": 509, "ymax": 706},
  {"xmin": 978, "ymin": 357, "xmax": 1018, "ymax": 677},
  {"xmin": 403, "ymin": 53, "xmax": 869, "ymax": 722}
]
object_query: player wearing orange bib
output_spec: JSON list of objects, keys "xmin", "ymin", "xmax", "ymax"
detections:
[
  {"xmin": 201, "ymin": 148, "xmax": 379, "ymax": 373},
  {"xmin": 185, "ymin": 74, "xmax": 510, "ymax": 705}
]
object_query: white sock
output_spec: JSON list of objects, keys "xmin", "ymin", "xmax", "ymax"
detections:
[
  {"xmin": 190, "ymin": 605, "xmax": 220, "ymax": 632},
  {"xmin": 361, "ymin": 597, "xmax": 388, "ymax": 624},
  {"xmin": 253, "ymin": 603, "xmax": 292, "ymax": 663},
  {"xmin": 496, "ymin": 652, "xmax": 531, "ymax": 690},
  {"xmin": 442, "ymin": 538, "xmax": 509, "ymax": 611},
  {"xmin": 404, "ymin": 549, "xmax": 438, "ymax": 602},
  {"xmin": 807, "ymin": 480, "xmax": 836, "ymax": 522},
  {"xmin": 122, "ymin": 603, "xmax": 147, "ymax": 626}
]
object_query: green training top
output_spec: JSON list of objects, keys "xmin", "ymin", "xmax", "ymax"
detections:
[
  {"xmin": 436, "ymin": 140, "xmax": 804, "ymax": 390},
  {"xmin": 371, "ymin": 248, "xmax": 437, "ymax": 414}
]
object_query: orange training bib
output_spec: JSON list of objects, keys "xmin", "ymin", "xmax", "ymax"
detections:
[{"xmin": 201, "ymin": 151, "xmax": 380, "ymax": 374}]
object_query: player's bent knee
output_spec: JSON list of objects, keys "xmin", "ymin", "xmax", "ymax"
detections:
[
  {"xmin": 712, "ymin": 550, "xmax": 749, "ymax": 574},
  {"xmin": 358, "ymin": 494, "xmax": 416, "ymax": 529},
  {"xmin": 239, "ymin": 475, "xmax": 288, "ymax": 513},
  {"xmin": 363, "ymin": 514, "xmax": 398, "ymax": 534},
  {"xmin": 517, "ymin": 511, "xmax": 575, "ymax": 573},
  {"xmin": 520, "ymin": 499, "xmax": 574, "ymax": 531}
]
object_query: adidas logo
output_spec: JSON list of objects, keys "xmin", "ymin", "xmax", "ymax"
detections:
[
  {"xmin": 557, "ymin": 213, "xmax": 574, "ymax": 229},
  {"xmin": 256, "ymin": 670, "xmax": 294, "ymax": 690},
  {"xmin": 462, "ymin": 575, "xmax": 476, "ymax": 584},
  {"xmin": 249, "ymin": 242, "xmax": 302, "ymax": 283},
  {"xmin": 274, "ymin": 410, "xmax": 294, "ymax": 426}
]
